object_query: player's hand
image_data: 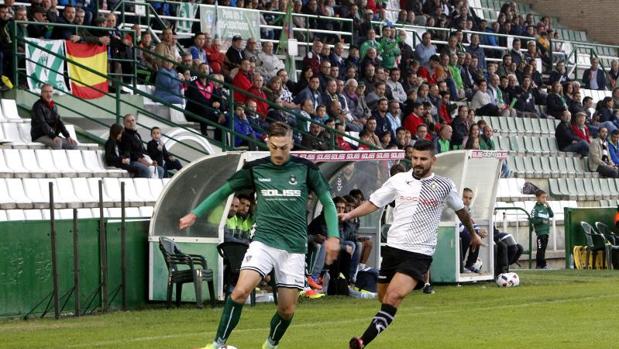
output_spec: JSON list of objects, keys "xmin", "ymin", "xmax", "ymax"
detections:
[
  {"xmin": 469, "ymin": 233, "xmax": 482, "ymax": 252},
  {"xmin": 178, "ymin": 212, "xmax": 197, "ymax": 230},
  {"xmin": 324, "ymin": 237, "xmax": 340, "ymax": 264},
  {"xmin": 338, "ymin": 212, "xmax": 349, "ymax": 221},
  {"xmin": 478, "ymin": 228, "xmax": 488, "ymax": 238}
]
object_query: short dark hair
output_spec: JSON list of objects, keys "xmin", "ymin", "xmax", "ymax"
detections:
[
  {"xmin": 535, "ymin": 189, "xmax": 547, "ymax": 197},
  {"xmin": 612, "ymin": 130, "xmax": 619, "ymax": 136},
  {"xmin": 268, "ymin": 122, "xmax": 292, "ymax": 138},
  {"xmin": 333, "ymin": 196, "xmax": 348, "ymax": 205},
  {"xmin": 349, "ymin": 189, "xmax": 365, "ymax": 201},
  {"xmin": 412, "ymin": 139, "xmax": 435, "ymax": 154},
  {"xmin": 390, "ymin": 163, "xmax": 406, "ymax": 176},
  {"xmin": 150, "ymin": 126, "xmax": 160, "ymax": 134},
  {"xmin": 237, "ymin": 193, "xmax": 253, "ymax": 202},
  {"xmin": 463, "ymin": 187, "xmax": 473, "ymax": 194}
]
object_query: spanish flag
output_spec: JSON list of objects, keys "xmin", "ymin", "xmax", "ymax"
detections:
[{"xmin": 65, "ymin": 41, "xmax": 108, "ymax": 99}]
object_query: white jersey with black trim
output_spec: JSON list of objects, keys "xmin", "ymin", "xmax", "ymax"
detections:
[{"xmin": 369, "ymin": 171, "xmax": 464, "ymax": 256}]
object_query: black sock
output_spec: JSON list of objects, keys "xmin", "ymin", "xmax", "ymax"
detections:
[{"xmin": 360, "ymin": 303, "xmax": 397, "ymax": 346}]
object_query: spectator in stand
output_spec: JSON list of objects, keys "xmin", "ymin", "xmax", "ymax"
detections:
[
  {"xmin": 136, "ymin": 31, "xmax": 156, "ymax": 78},
  {"xmin": 189, "ymin": 32, "xmax": 208, "ymax": 69},
  {"xmin": 480, "ymin": 125, "xmax": 496, "ymax": 150},
  {"xmin": 589, "ymin": 127, "xmax": 619, "ymax": 178},
  {"xmin": 50, "ymin": 5, "xmax": 76, "ymax": 40},
  {"xmin": 471, "ymin": 80, "xmax": 501, "ymax": 116},
  {"xmin": 509, "ymin": 38, "xmax": 524, "ymax": 66},
  {"xmin": 120, "ymin": 113, "xmax": 164, "ymax": 178},
  {"xmin": 386, "ymin": 99, "xmax": 402, "ymax": 135},
  {"xmin": 497, "ymin": 54, "xmax": 515, "ymax": 78},
  {"xmin": 233, "ymin": 104, "xmax": 261, "ymax": 147},
  {"xmin": 438, "ymin": 91, "xmax": 455, "ymax": 125},
  {"xmin": 546, "ymin": 81, "xmax": 568, "ymax": 119},
  {"xmin": 205, "ymin": 38, "xmax": 225, "ymax": 74},
  {"xmin": 302, "ymin": 122, "xmax": 330, "ymax": 150},
  {"xmin": 591, "ymin": 97, "xmax": 619, "ymax": 134},
  {"xmin": 363, "ymin": 117, "xmax": 382, "ymax": 148},
  {"xmin": 386, "ymin": 68, "xmax": 406, "ymax": 104},
  {"xmin": 582, "ymin": 57, "xmax": 607, "ymax": 91},
  {"xmin": 608, "ymin": 60, "xmax": 619, "ymax": 90},
  {"xmin": 248, "ymin": 73, "xmax": 268, "ymax": 116},
  {"xmin": 555, "ymin": 110, "xmax": 589, "ymax": 156},
  {"xmin": 31, "ymin": 84, "xmax": 77, "ymax": 149},
  {"xmin": 232, "ymin": 58, "xmax": 252, "ymax": 104},
  {"xmin": 28, "ymin": 6, "xmax": 50, "ymax": 39},
  {"xmin": 184, "ymin": 63, "xmax": 226, "ymax": 139},
  {"xmin": 360, "ymin": 28, "xmax": 381, "ymax": 59},
  {"xmin": 154, "ymin": 28, "xmax": 179, "ymax": 68},
  {"xmin": 153, "ymin": 55, "xmax": 184, "ymax": 105},
  {"xmin": 403, "ymin": 102, "xmax": 425, "ymax": 136},
  {"xmin": 464, "ymin": 124, "xmax": 481, "ymax": 150},
  {"xmin": 0, "ymin": 5, "xmax": 13, "ymax": 88},
  {"xmin": 613, "ymin": 87, "xmax": 619, "ymax": 110},
  {"xmin": 572, "ymin": 111, "xmax": 592, "ymax": 144},
  {"xmin": 413, "ymin": 123, "xmax": 432, "ymax": 142},
  {"xmin": 256, "ymin": 41, "xmax": 285, "ymax": 81},
  {"xmin": 549, "ymin": 61, "xmax": 570, "ymax": 86},
  {"xmin": 460, "ymin": 53, "xmax": 480, "ymax": 98},
  {"xmin": 608, "ymin": 130, "xmax": 619, "ymax": 165},
  {"xmin": 435, "ymin": 125, "xmax": 452, "ymax": 153},
  {"xmin": 147, "ymin": 127, "xmax": 182, "ymax": 177},
  {"xmin": 294, "ymin": 75, "xmax": 322, "ymax": 108},
  {"xmin": 488, "ymin": 74, "xmax": 517, "ymax": 117},
  {"xmin": 335, "ymin": 121, "xmax": 353, "ymax": 150},
  {"xmin": 466, "ymin": 33, "xmax": 486, "ymax": 72},
  {"xmin": 414, "ymin": 32, "xmax": 437, "ymax": 66},
  {"xmin": 224, "ymin": 35, "xmax": 246, "ymax": 76},
  {"xmin": 451, "ymin": 105, "xmax": 471, "ymax": 149},
  {"xmin": 509, "ymin": 75, "xmax": 537, "ymax": 118},
  {"xmin": 379, "ymin": 26, "xmax": 400, "ymax": 70},
  {"xmin": 371, "ymin": 97, "xmax": 393, "ymax": 140},
  {"xmin": 303, "ymin": 40, "xmax": 323, "ymax": 75},
  {"xmin": 105, "ymin": 123, "xmax": 146, "ymax": 176},
  {"xmin": 243, "ymin": 37, "xmax": 259, "ymax": 62}
]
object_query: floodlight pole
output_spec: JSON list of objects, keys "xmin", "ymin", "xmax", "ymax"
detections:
[
  {"xmin": 121, "ymin": 182, "xmax": 127, "ymax": 311},
  {"xmin": 99, "ymin": 179, "xmax": 109, "ymax": 312},
  {"xmin": 73, "ymin": 209, "xmax": 80, "ymax": 317},
  {"xmin": 49, "ymin": 182, "xmax": 60, "ymax": 319}
]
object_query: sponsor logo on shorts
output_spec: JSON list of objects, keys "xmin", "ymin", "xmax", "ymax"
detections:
[
  {"xmin": 378, "ymin": 275, "xmax": 387, "ymax": 279},
  {"xmin": 245, "ymin": 255, "xmax": 252, "ymax": 262},
  {"xmin": 258, "ymin": 177, "xmax": 272, "ymax": 182},
  {"xmin": 294, "ymin": 279, "xmax": 303, "ymax": 284}
]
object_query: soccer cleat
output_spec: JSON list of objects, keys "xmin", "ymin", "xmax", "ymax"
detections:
[
  {"xmin": 300, "ymin": 288, "xmax": 325, "ymax": 299},
  {"xmin": 262, "ymin": 339, "xmax": 278, "ymax": 349},
  {"xmin": 307, "ymin": 276, "xmax": 323, "ymax": 290},
  {"xmin": 349, "ymin": 337, "xmax": 364, "ymax": 349},
  {"xmin": 422, "ymin": 283, "xmax": 435, "ymax": 294}
]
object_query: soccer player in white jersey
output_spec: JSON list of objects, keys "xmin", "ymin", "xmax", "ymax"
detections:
[{"xmin": 341, "ymin": 140, "xmax": 481, "ymax": 349}]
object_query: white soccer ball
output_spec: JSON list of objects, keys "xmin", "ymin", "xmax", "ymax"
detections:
[
  {"xmin": 222, "ymin": 346, "xmax": 238, "ymax": 349},
  {"xmin": 496, "ymin": 272, "xmax": 520, "ymax": 287}
]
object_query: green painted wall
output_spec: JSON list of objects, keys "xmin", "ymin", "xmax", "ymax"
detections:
[
  {"xmin": 0, "ymin": 219, "xmax": 149, "ymax": 318},
  {"xmin": 564, "ymin": 207, "xmax": 616, "ymax": 268}
]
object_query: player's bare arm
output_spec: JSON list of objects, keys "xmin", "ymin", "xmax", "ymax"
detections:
[
  {"xmin": 340, "ymin": 200, "xmax": 379, "ymax": 222},
  {"xmin": 456, "ymin": 208, "xmax": 482, "ymax": 250}
]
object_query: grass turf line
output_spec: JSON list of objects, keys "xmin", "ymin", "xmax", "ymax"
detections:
[{"xmin": 1, "ymin": 270, "xmax": 619, "ymax": 349}]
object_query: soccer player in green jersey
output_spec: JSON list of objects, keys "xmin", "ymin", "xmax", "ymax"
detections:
[{"xmin": 179, "ymin": 122, "xmax": 341, "ymax": 349}]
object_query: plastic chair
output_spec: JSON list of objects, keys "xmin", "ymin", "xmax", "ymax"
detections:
[
  {"xmin": 594, "ymin": 222, "xmax": 619, "ymax": 270},
  {"xmin": 580, "ymin": 221, "xmax": 607, "ymax": 269},
  {"xmin": 217, "ymin": 241, "xmax": 278, "ymax": 306},
  {"xmin": 159, "ymin": 236, "xmax": 215, "ymax": 308}
]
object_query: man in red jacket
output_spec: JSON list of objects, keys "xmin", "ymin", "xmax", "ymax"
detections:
[
  {"xmin": 403, "ymin": 102, "xmax": 425, "ymax": 135},
  {"xmin": 233, "ymin": 59, "xmax": 253, "ymax": 104}
]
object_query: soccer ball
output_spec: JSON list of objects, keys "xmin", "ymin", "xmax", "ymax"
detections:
[
  {"xmin": 221, "ymin": 346, "xmax": 238, "ymax": 349},
  {"xmin": 496, "ymin": 272, "xmax": 520, "ymax": 287}
]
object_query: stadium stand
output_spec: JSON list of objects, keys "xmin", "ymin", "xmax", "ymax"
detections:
[{"xmin": 1, "ymin": 0, "xmax": 618, "ymax": 265}]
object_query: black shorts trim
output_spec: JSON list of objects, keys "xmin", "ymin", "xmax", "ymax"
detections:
[
  {"xmin": 241, "ymin": 266, "xmax": 267, "ymax": 278},
  {"xmin": 378, "ymin": 246, "xmax": 432, "ymax": 290},
  {"xmin": 276, "ymin": 283, "xmax": 304, "ymax": 290}
]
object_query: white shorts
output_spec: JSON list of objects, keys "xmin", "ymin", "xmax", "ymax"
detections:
[{"xmin": 240, "ymin": 241, "xmax": 305, "ymax": 289}]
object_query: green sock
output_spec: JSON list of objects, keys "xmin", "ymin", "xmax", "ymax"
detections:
[
  {"xmin": 268, "ymin": 312, "xmax": 293, "ymax": 346},
  {"xmin": 214, "ymin": 297, "xmax": 244, "ymax": 345}
]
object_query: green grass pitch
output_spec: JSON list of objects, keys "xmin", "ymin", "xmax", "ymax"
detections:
[{"xmin": 2, "ymin": 270, "xmax": 619, "ymax": 349}]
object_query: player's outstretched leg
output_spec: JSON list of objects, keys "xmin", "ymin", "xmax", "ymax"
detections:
[
  {"xmin": 263, "ymin": 288, "xmax": 298, "ymax": 349},
  {"xmin": 349, "ymin": 273, "xmax": 416, "ymax": 348}
]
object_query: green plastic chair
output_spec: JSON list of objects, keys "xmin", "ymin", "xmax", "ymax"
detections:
[
  {"xmin": 548, "ymin": 179, "xmax": 562, "ymax": 198},
  {"xmin": 580, "ymin": 222, "xmax": 607, "ymax": 269}
]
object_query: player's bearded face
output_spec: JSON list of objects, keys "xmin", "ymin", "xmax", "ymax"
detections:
[
  {"xmin": 411, "ymin": 150, "xmax": 435, "ymax": 178},
  {"xmin": 269, "ymin": 135, "xmax": 293, "ymax": 165}
]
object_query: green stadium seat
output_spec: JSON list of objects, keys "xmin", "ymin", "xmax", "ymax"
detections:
[
  {"xmin": 565, "ymin": 158, "xmax": 577, "ymax": 176},
  {"xmin": 506, "ymin": 117, "xmax": 517, "ymax": 134},
  {"xmin": 509, "ymin": 135, "xmax": 521, "ymax": 154},
  {"xmin": 566, "ymin": 178, "xmax": 582, "ymax": 200},
  {"xmin": 523, "ymin": 156, "xmax": 536, "ymax": 177},
  {"xmin": 538, "ymin": 118, "xmax": 550, "ymax": 134},
  {"xmin": 556, "ymin": 178, "xmax": 570, "ymax": 199},
  {"xmin": 573, "ymin": 157, "xmax": 586, "ymax": 173},
  {"xmin": 524, "ymin": 118, "xmax": 538, "ymax": 135},
  {"xmin": 546, "ymin": 136, "xmax": 559, "ymax": 154},
  {"xmin": 513, "ymin": 156, "xmax": 526, "ymax": 177},
  {"xmin": 613, "ymin": 178, "xmax": 619, "ymax": 196},
  {"xmin": 581, "ymin": 178, "xmax": 597, "ymax": 200},
  {"xmin": 496, "ymin": 135, "xmax": 510, "ymax": 151},
  {"xmin": 539, "ymin": 136, "xmax": 551, "ymax": 155}
]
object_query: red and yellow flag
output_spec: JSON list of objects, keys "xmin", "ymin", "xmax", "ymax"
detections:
[{"xmin": 65, "ymin": 41, "xmax": 108, "ymax": 99}]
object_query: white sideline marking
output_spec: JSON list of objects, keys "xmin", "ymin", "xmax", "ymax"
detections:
[{"xmin": 67, "ymin": 293, "xmax": 619, "ymax": 348}]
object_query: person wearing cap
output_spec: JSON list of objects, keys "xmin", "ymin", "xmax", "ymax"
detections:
[{"xmin": 226, "ymin": 35, "xmax": 246, "ymax": 68}]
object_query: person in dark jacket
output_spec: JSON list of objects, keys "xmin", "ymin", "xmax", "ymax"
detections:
[
  {"xmin": 546, "ymin": 81, "xmax": 568, "ymax": 119},
  {"xmin": 31, "ymin": 84, "xmax": 77, "ymax": 149},
  {"xmin": 184, "ymin": 63, "xmax": 227, "ymax": 139},
  {"xmin": 119, "ymin": 113, "xmax": 163, "ymax": 178},
  {"xmin": 555, "ymin": 110, "xmax": 589, "ymax": 156},
  {"xmin": 146, "ymin": 126, "xmax": 182, "ymax": 177},
  {"xmin": 51, "ymin": 5, "xmax": 77, "ymax": 40},
  {"xmin": 582, "ymin": 57, "xmax": 607, "ymax": 91},
  {"xmin": 104, "ymin": 123, "xmax": 149, "ymax": 177}
]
